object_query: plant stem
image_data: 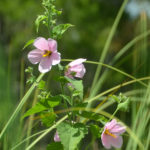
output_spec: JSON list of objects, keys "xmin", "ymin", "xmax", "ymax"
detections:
[
  {"xmin": 25, "ymin": 88, "xmax": 39, "ymax": 148},
  {"xmin": 11, "ymin": 129, "xmax": 47, "ymax": 150},
  {"xmin": 86, "ymin": 76, "xmax": 150, "ymax": 104},
  {"xmin": 0, "ymin": 73, "xmax": 44, "ymax": 139},
  {"xmin": 26, "ymin": 115, "xmax": 68, "ymax": 150}
]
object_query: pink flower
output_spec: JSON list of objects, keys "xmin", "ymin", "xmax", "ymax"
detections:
[
  {"xmin": 101, "ymin": 119, "xmax": 126, "ymax": 149},
  {"xmin": 65, "ymin": 58, "xmax": 86, "ymax": 79},
  {"xmin": 28, "ymin": 37, "xmax": 61, "ymax": 73},
  {"xmin": 54, "ymin": 131, "xmax": 60, "ymax": 142}
]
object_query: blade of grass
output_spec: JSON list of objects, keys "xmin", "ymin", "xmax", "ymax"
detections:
[
  {"xmin": 62, "ymin": 59, "xmax": 147, "ymax": 88},
  {"xmin": 0, "ymin": 73, "xmax": 44, "ymax": 139},
  {"xmin": 26, "ymin": 115, "xmax": 68, "ymax": 150},
  {"xmin": 11, "ymin": 129, "xmax": 47, "ymax": 150},
  {"xmin": 90, "ymin": 30, "xmax": 150, "ymax": 98},
  {"xmin": 91, "ymin": 0, "xmax": 129, "ymax": 94},
  {"xmin": 86, "ymin": 76, "xmax": 150, "ymax": 104},
  {"xmin": 25, "ymin": 88, "xmax": 39, "ymax": 148}
]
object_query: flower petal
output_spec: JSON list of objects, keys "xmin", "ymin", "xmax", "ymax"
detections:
[
  {"xmin": 28, "ymin": 49, "xmax": 42, "ymax": 64},
  {"xmin": 69, "ymin": 58, "xmax": 86, "ymax": 67},
  {"xmin": 34, "ymin": 37, "xmax": 49, "ymax": 50},
  {"xmin": 54, "ymin": 131, "xmax": 60, "ymax": 142},
  {"xmin": 101, "ymin": 132, "xmax": 111, "ymax": 149},
  {"xmin": 48, "ymin": 38, "xmax": 57, "ymax": 52},
  {"xmin": 105, "ymin": 119, "xmax": 117, "ymax": 130},
  {"xmin": 51, "ymin": 52, "xmax": 61, "ymax": 65},
  {"xmin": 38, "ymin": 57, "xmax": 52, "ymax": 73},
  {"xmin": 70, "ymin": 64, "xmax": 86, "ymax": 78},
  {"xmin": 110, "ymin": 135, "xmax": 123, "ymax": 148},
  {"xmin": 111, "ymin": 125, "xmax": 126, "ymax": 134}
]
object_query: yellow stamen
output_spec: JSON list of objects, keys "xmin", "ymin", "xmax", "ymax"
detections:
[
  {"xmin": 43, "ymin": 50, "xmax": 52, "ymax": 57},
  {"xmin": 104, "ymin": 128, "xmax": 116, "ymax": 138}
]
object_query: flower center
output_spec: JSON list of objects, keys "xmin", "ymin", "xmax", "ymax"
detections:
[
  {"xmin": 104, "ymin": 128, "xmax": 116, "ymax": 138},
  {"xmin": 43, "ymin": 50, "xmax": 52, "ymax": 57}
]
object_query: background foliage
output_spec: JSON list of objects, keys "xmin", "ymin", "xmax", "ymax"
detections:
[{"xmin": 0, "ymin": 0, "xmax": 150, "ymax": 149}]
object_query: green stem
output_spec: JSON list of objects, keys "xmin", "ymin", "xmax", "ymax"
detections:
[
  {"xmin": 61, "ymin": 83, "xmax": 72, "ymax": 122},
  {"xmin": 25, "ymin": 88, "xmax": 39, "ymax": 148},
  {"xmin": 11, "ymin": 129, "xmax": 47, "ymax": 150},
  {"xmin": 86, "ymin": 76, "xmax": 150, "ymax": 104},
  {"xmin": 26, "ymin": 115, "xmax": 68, "ymax": 150},
  {"xmin": 109, "ymin": 108, "xmax": 118, "ymax": 121},
  {"xmin": 0, "ymin": 73, "xmax": 44, "ymax": 139}
]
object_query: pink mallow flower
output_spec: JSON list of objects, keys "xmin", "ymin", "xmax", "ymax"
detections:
[
  {"xmin": 28, "ymin": 37, "xmax": 61, "ymax": 73},
  {"xmin": 54, "ymin": 131, "xmax": 60, "ymax": 142},
  {"xmin": 65, "ymin": 58, "xmax": 86, "ymax": 79},
  {"xmin": 101, "ymin": 119, "xmax": 126, "ymax": 149}
]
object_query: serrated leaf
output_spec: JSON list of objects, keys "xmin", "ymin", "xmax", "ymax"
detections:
[
  {"xmin": 57, "ymin": 122, "xmax": 88, "ymax": 150},
  {"xmin": 23, "ymin": 39, "xmax": 34, "ymax": 50},
  {"xmin": 66, "ymin": 77, "xmax": 83, "ymax": 99},
  {"xmin": 60, "ymin": 94, "xmax": 72, "ymax": 105},
  {"xmin": 52, "ymin": 24, "xmax": 73, "ymax": 39},
  {"xmin": 38, "ymin": 80, "xmax": 46, "ymax": 90},
  {"xmin": 47, "ymin": 95, "xmax": 61, "ymax": 107},
  {"xmin": 41, "ymin": 111, "xmax": 56, "ymax": 127},
  {"xmin": 22, "ymin": 103, "xmax": 48, "ymax": 119},
  {"xmin": 55, "ymin": 76, "xmax": 69, "ymax": 86},
  {"xmin": 77, "ymin": 111, "xmax": 108, "ymax": 125},
  {"xmin": 47, "ymin": 142, "xmax": 63, "ymax": 150},
  {"xmin": 35, "ymin": 15, "xmax": 47, "ymax": 33}
]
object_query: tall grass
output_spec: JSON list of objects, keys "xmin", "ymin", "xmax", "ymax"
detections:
[{"xmin": 0, "ymin": 0, "xmax": 150, "ymax": 150}]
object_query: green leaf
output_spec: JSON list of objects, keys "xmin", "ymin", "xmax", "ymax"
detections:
[
  {"xmin": 41, "ymin": 111, "xmax": 56, "ymax": 127},
  {"xmin": 90, "ymin": 124, "xmax": 101, "ymax": 138},
  {"xmin": 38, "ymin": 80, "xmax": 46, "ymax": 90},
  {"xmin": 23, "ymin": 39, "xmax": 34, "ymax": 50},
  {"xmin": 47, "ymin": 95, "xmax": 61, "ymax": 107},
  {"xmin": 47, "ymin": 142, "xmax": 63, "ymax": 150},
  {"xmin": 57, "ymin": 122, "xmax": 88, "ymax": 150},
  {"xmin": 35, "ymin": 15, "xmax": 47, "ymax": 33},
  {"xmin": 117, "ymin": 97, "xmax": 130, "ymax": 112},
  {"xmin": 66, "ymin": 77, "xmax": 83, "ymax": 99},
  {"xmin": 25, "ymin": 67, "xmax": 33, "ymax": 73},
  {"xmin": 52, "ymin": 24, "xmax": 73, "ymax": 39},
  {"xmin": 26, "ymin": 76, "xmax": 36, "ymax": 84},
  {"xmin": 22, "ymin": 103, "xmax": 48, "ymax": 119},
  {"xmin": 77, "ymin": 111, "xmax": 108, "ymax": 125},
  {"xmin": 60, "ymin": 94, "xmax": 72, "ymax": 105},
  {"xmin": 55, "ymin": 76, "xmax": 69, "ymax": 86}
]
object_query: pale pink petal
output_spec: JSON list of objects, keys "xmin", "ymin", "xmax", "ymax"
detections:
[
  {"xmin": 69, "ymin": 58, "xmax": 86, "ymax": 67},
  {"xmin": 34, "ymin": 37, "xmax": 49, "ymax": 50},
  {"xmin": 105, "ymin": 119, "xmax": 117, "ymax": 130},
  {"xmin": 70, "ymin": 64, "xmax": 86, "ymax": 78},
  {"xmin": 101, "ymin": 132, "xmax": 111, "ymax": 149},
  {"xmin": 48, "ymin": 38, "xmax": 57, "ymax": 52},
  {"xmin": 51, "ymin": 52, "xmax": 61, "ymax": 65},
  {"xmin": 111, "ymin": 125, "xmax": 126, "ymax": 134},
  {"xmin": 54, "ymin": 131, "xmax": 60, "ymax": 142},
  {"xmin": 109, "ymin": 135, "xmax": 123, "ymax": 148},
  {"xmin": 38, "ymin": 57, "xmax": 52, "ymax": 73},
  {"xmin": 28, "ymin": 49, "xmax": 42, "ymax": 64}
]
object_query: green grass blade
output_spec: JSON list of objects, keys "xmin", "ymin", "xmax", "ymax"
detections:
[
  {"xmin": 90, "ymin": 0, "xmax": 129, "ymax": 93},
  {"xmin": 0, "ymin": 73, "xmax": 44, "ymax": 139},
  {"xmin": 26, "ymin": 115, "xmax": 68, "ymax": 150},
  {"xmin": 86, "ymin": 76, "xmax": 150, "ymax": 104}
]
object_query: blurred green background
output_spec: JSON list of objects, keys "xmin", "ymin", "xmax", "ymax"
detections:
[{"xmin": 0, "ymin": 0, "xmax": 150, "ymax": 149}]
